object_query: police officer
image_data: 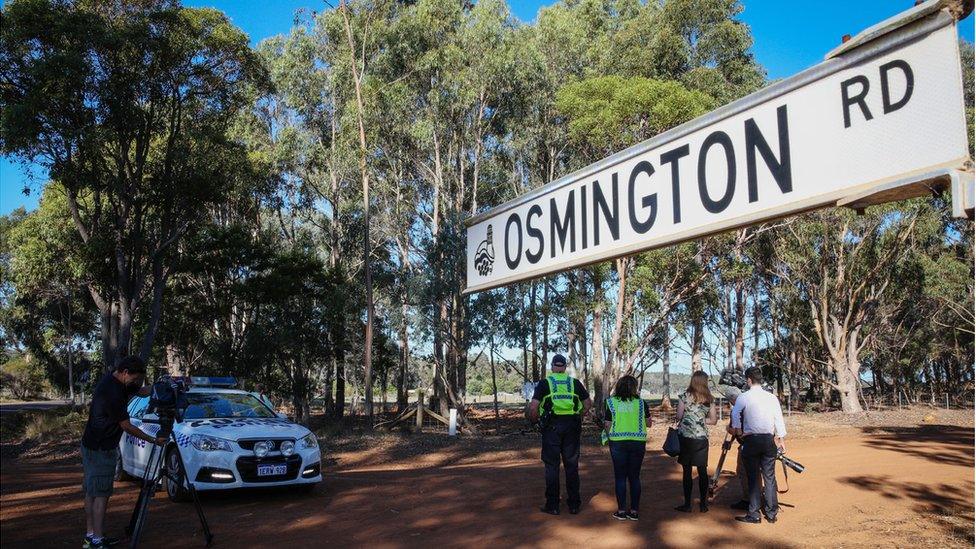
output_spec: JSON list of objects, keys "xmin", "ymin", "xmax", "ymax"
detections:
[
  {"xmin": 730, "ymin": 366, "xmax": 787, "ymax": 524},
  {"xmin": 527, "ymin": 354, "xmax": 593, "ymax": 515}
]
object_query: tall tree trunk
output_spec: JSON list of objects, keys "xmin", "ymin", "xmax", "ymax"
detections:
[
  {"xmin": 489, "ymin": 332, "xmax": 499, "ymax": 421},
  {"xmin": 735, "ymin": 283, "xmax": 745, "ymax": 371},
  {"xmin": 334, "ymin": 350, "xmax": 346, "ymax": 418},
  {"xmin": 341, "ymin": 0, "xmax": 373, "ymax": 421},
  {"xmin": 691, "ymin": 318, "xmax": 703, "ymax": 372},
  {"xmin": 591, "ymin": 271, "xmax": 607, "ymax": 412},
  {"xmin": 660, "ymin": 319, "xmax": 672, "ymax": 410},
  {"xmin": 397, "ymin": 298, "xmax": 409, "ymax": 411},
  {"xmin": 530, "ymin": 281, "xmax": 539, "ymax": 381}
]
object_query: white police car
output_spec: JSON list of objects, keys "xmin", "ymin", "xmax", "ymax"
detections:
[{"xmin": 117, "ymin": 377, "xmax": 322, "ymax": 501}]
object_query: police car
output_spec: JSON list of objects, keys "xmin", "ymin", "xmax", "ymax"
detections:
[{"xmin": 117, "ymin": 377, "xmax": 322, "ymax": 501}]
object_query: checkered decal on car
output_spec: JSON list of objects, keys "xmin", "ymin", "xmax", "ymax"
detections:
[{"xmin": 175, "ymin": 432, "xmax": 192, "ymax": 447}]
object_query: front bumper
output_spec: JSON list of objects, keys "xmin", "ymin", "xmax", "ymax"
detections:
[{"xmin": 184, "ymin": 447, "xmax": 322, "ymax": 491}]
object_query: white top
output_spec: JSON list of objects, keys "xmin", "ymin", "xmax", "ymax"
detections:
[{"xmin": 730, "ymin": 386, "xmax": 787, "ymax": 438}]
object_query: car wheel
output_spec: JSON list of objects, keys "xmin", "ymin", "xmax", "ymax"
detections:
[
  {"xmin": 165, "ymin": 448, "xmax": 192, "ymax": 503},
  {"xmin": 115, "ymin": 453, "xmax": 132, "ymax": 482}
]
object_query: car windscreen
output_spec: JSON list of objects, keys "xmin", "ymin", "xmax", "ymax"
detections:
[{"xmin": 182, "ymin": 393, "xmax": 276, "ymax": 420}]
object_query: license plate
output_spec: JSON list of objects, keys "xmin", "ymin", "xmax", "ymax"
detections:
[{"xmin": 257, "ymin": 464, "xmax": 287, "ymax": 476}]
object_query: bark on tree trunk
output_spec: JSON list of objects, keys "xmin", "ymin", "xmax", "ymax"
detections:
[
  {"xmin": 660, "ymin": 320, "xmax": 672, "ymax": 411},
  {"xmin": 691, "ymin": 318, "xmax": 703, "ymax": 372},
  {"xmin": 397, "ymin": 299, "xmax": 409, "ymax": 412}
]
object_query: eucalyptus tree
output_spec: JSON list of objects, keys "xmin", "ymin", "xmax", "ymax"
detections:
[{"xmin": 1, "ymin": 0, "xmax": 267, "ymax": 368}]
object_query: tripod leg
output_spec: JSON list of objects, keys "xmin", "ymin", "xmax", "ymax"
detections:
[
  {"xmin": 170, "ymin": 437, "xmax": 214, "ymax": 547},
  {"xmin": 126, "ymin": 443, "xmax": 157, "ymax": 537},
  {"xmin": 128, "ymin": 443, "xmax": 163, "ymax": 548}
]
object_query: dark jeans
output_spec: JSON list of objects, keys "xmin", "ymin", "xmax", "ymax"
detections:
[
  {"xmin": 608, "ymin": 440, "xmax": 645, "ymax": 511},
  {"xmin": 742, "ymin": 434, "xmax": 779, "ymax": 520},
  {"xmin": 541, "ymin": 418, "xmax": 581, "ymax": 509}
]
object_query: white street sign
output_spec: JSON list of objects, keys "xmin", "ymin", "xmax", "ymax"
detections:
[{"xmin": 465, "ymin": 6, "xmax": 969, "ymax": 294}]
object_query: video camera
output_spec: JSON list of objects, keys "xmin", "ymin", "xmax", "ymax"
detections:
[{"xmin": 145, "ymin": 375, "xmax": 188, "ymax": 438}]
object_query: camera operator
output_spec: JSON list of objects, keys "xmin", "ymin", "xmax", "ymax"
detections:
[
  {"xmin": 729, "ymin": 367, "xmax": 786, "ymax": 525},
  {"xmin": 81, "ymin": 356, "xmax": 166, "ymax": 548},
  {"xmin": 718, "ymin": 366, "xmax": 754, "ymax": 511}
]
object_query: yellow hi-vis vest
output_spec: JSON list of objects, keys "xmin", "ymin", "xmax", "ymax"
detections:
[
  {"xmin": 543, "ymin": 373, "xmax": 581, "ymax": 415},
  {"xmin": 607, "ymin": 396, "xmax": 646, "ymax": 441}
]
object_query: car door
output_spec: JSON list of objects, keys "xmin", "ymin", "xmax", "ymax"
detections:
[
  {"xmin": 121, "ymin": 397, "xmax": 145, "ymax": 472},
  {"xmin": 127, "ymin": 396, "xmax": 152, "ymax": 476}
]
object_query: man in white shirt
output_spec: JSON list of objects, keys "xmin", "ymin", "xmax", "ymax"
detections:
[{"xmin": 729, "ymin": 367, "xmax": 786, "ymax": 524}]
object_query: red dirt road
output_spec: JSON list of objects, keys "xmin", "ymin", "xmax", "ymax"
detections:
[{"xmin": 2, "ymin": 421, "xmax": 973, "ymax": 548}]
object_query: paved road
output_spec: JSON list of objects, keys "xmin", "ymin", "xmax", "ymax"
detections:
[{"xmin": 0, "ymin": 400, "xmax": 72, "ymax": 415}]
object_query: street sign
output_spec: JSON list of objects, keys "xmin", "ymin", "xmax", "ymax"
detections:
[{"xmin": 464, "ymin": 3, "xmax": 970, "ymax": 294}]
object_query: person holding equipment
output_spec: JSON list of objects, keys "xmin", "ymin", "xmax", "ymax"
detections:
[
  {"xmin": 673, "ymin": 371, "xmax": 718, "ymax": 513},
  {"xmin": 730, "ymin": 366, "xmax": 787, "ymax": 524},
  {"xmin": 602, "ymin": 375, "xmax": 651, "ymax": 521}
]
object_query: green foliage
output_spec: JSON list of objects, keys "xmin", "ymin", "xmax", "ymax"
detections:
[
  {"xmin": 556, "ymin": 75, "xmax": 714, "ymax": 155},
  {"xmin": 0, "ymin": 353, "xmax": 48, "ymax": 400}
]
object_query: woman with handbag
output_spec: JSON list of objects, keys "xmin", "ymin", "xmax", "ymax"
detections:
[
  {"xmin": 603, "ymin": 375, "xmax": 651, "ymax": 521},
  {"xmin": 674, "ymin": 370, "xmax": 718, "ymax": 513}
]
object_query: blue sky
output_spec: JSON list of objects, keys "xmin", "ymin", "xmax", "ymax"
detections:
[{"xmin": 1, "ymin": 0, "xmax": 973, "ymax": 214}]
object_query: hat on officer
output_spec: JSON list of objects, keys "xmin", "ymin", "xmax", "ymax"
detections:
[{"xmin": 551, "ymin": 354, "xmax": 567, "ymax": 367}]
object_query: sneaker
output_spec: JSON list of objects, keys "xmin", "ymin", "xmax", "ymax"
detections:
[
  {"xmin": 83, "ymin": 538, "xmax": 109, "ymax": 549},
  {"xmin": 627, "ymin": 511, "xmax": 639, "ymax": 521},
  {"xmin": 730, "ymin": 500, "xmax": 749, "ymax": 510},
  {"xmin": 540, "ymin": 505, "xmax": 560, "ymax": 515},
  {"xmin": 568, "ymin": 505, "xmax": 580, "ymax": 515},
  {"xmin": 612, "ymin": 511, "xmax": 629, "ymax": 521}
]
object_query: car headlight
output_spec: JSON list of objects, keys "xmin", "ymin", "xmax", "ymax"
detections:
[
  {"xmin": 299, "ymin": 433, "xmax": 318, "ymax": 449},
  {"xmin": 280, "ymin": 440, "xmax": 295, "ymax": 456},
  {"xmin": 189, "ymin": 434, "xmax": 233, "ymax": 452},
  {"xmin": 254, "ymin": 440, "xmax": 271, "ymax": 457}
]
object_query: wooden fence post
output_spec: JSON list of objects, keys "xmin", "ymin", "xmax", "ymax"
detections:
[{"xmin": 416, "ymin": 390, "xmax": 425, "ymax": 432}]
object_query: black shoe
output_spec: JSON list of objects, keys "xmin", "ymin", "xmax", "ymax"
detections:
[
  {"xmin": 735, "ymin": 515, "xmax": 761, "ymax": 524},
  {"xmin": 612, "ymin": 511, "xmax": 628, "ymax": 521},
  {"xmin": 627, "ymin": 511, "xmax": 639, "ymax": 521},
  {"xmin": 700, "ymin": 503, "xmax": 709, "ymax": 513},
  {"xmin": 568, "ymin": 505, "xmax": 580, "ymax": 515},
  {"xmin": 674, "ymin": 504, "xmax": 692, "ymax": 513},
  {"xmin": 764, "ymin": 514, "xmax": 777, "ymax": 523},
  {"xmin": 540, "ymin": 506, "xmax": 560, "ymax": 515},
  {"xmin": 730, "ymin": 500, "xmax": 749, "ymax": 510}
]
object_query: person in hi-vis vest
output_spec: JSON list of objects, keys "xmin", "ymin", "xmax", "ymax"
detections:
[
  {"xmin": 603, "ymin": 375, "xmax": 652, "ymax": 521},
  {"xmin": 527, "ymin": 354, "xmax": 593, "ymax": 515}
]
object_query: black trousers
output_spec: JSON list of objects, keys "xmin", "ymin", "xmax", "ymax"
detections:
[
  {"xmin": 541, "ymin": 418, "xmax": 581, "ymax": 508},
  {"xmin": 742, "ymin": 434, "xmax": 778, "ymax": 520}
]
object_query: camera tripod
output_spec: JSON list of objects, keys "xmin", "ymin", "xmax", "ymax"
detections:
[{"xmin": 125, "ymin": 427, "xmax": 214, "ymax": 548}]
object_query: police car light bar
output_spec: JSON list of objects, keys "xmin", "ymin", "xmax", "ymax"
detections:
[{"xmin": 189, "ymin": 376, "xmax": 238, "ymax": 388}]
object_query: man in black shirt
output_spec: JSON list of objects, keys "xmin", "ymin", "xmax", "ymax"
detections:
[
  {"xmin": 81, "ymin": 356, "xmax": 164, "ymax": 548},
  {"xmin": 527, "ymin": 354, "xmax": 593, "ymax": 515}
]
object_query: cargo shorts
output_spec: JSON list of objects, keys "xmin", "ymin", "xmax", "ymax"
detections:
[{"xmin": 82, "ymin": 445, "xmax": 119, "ymax": 497}]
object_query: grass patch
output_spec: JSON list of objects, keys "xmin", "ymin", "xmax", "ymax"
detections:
[{"xmin": 22, "ymin": 409, "xmax": 86, "ymax": 443}]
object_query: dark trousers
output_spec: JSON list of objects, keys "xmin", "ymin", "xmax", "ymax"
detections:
[
  {"xmin": 608, "ymin": 440, "xmax": 645, "ymax": 511},
  {"xmin": 541, "ymin": 418, "xmax": 581, "ymax": 508},
  {"xmin": 742, "ymin": 434, "xmax": 778, "ymax": 520}
]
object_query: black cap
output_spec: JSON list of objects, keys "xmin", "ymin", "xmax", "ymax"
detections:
[{"xmin": 551, "ymin": 354, "xmax": 567, "ymax": 367}]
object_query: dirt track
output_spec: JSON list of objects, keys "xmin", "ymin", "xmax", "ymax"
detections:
[{"xmin": 1, "ymin": 411, "xmax": 973, "ymax": 548}]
